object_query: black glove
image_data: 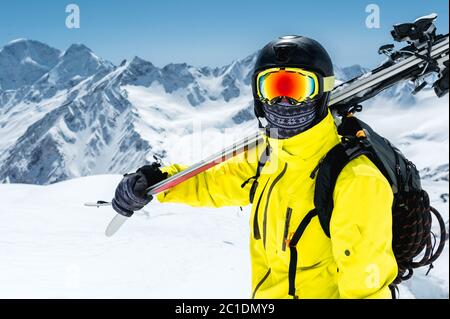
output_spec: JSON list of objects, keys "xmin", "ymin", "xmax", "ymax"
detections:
[{"xmin": 112, "ymin": 163, "xmax": 168, "ymax": 217}]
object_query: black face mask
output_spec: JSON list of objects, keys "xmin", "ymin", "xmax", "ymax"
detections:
[{"xmin": 262, "ymin": 99, "xmax": 319, "ymax": 139}]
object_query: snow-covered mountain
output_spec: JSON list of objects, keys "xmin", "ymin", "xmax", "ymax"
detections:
[
  {"xmin": 0, "ymin": 39, "xmax": 259, "ymax": 184},
  {"xmin": 0, "ymin": 39, "xmax": 60, "ymax": 91},
  {"xmin": 0, "ymin": 39, "xmax": 446, "ymax": 185}
]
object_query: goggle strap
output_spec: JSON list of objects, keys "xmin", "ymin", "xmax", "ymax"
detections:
[{"xmin": 323, "ymin": 76, "xmax": 335, "ymax": 92}]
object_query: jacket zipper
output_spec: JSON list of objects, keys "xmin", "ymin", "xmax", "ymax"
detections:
[
  {"xmin": 253, "ymin": 179, "xmax": 270, "ymax": 240},
  {"xmin": 263, "ymin": 163, "xmax": 288, "ymax": 248},
  {"xmin": 282, "ymin": 207, "xmax": 293, "ymax": 252},
  {"xmin": 252, "ymin": 268, "xmax": 271, "ymax": 299}
]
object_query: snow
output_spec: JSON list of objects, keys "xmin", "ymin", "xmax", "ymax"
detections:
[
  {"xmin": 0, "ymin": 175, "xmax": 251, "ymax": 298},
  {"xmin": 124, "ymin": 83, "xmax": 256, "ymax": 165},
  {"xmin": 360, "ymin": 91, "xmax": 449, "ymax": 170},
  {"xmin": 0, "ymin": 90, "xmax": 68, "ymax": 154},
  {"xmin": 7, "ymin": 38, "xmax": 28, "ymax": 45},
  {"xmin": 21, "ymin": 56, "xmax": 39, "ymax": 66}
]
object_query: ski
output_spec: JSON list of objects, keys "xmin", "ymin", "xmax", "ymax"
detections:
[
  {"xmin": 100, "ymin": 14, "xmax": 448, "ymax": 237},
  {"xmin": 101, "ymin": 133, "xmax": 264, "ymax": 236},
  {"xmin": 146, "ymin": 34, "xmax": 449, "ymax": 197},
  {"xmin": 147, "ymin": 132, "xmax": 264, "ymax": 195},
  {"xmin": 105, "ymin": 213, "xmax": 128, "ymax": 237}
]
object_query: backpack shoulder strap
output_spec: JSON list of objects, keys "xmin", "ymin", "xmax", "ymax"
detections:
[{"xmin": 314, "ymin": 138, "xmax": 371, "ymax": 237}]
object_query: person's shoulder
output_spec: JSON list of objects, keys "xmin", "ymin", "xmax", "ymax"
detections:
[{"xmin": 339, "ymin": 154, "xmax": 390, "ymax": 186}]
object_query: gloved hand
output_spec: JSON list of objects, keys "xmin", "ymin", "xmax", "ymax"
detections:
[{"xmin": 112, "ymin": 163, "xmax": 168, "ymax": 217}]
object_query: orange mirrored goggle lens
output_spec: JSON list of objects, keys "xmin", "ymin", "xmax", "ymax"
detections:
[{"xmin": 257, "ymin": 69, "xmax": 318, "ymax": 104}]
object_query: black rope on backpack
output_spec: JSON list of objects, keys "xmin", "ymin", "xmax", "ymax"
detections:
[
  {"xmin": 426, "ymin": 206, "xmax": 447, "ymax": 263},
  {"xmin": 389, "ymin": 284, "xmax": 399, "ymax": 299},
  {"xmin": 390, "ymin": 190, "xmax": 448, "ymax": 290}
]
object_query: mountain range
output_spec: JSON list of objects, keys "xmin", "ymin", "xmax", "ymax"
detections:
[{"xmin": 0, "ymin": 39, "xmax": 441, "ymax": 184}]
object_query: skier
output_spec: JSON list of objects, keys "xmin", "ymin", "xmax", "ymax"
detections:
[{"xmin": 112, "ymin": 36, "xmax": 398, "ymax": 299}]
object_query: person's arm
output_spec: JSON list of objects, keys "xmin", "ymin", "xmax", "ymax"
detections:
[
  {"xmin": 157, "ymin": 146, "xmax": 260, "ymax": 207},
  {"xmin": 330, "ymin": 157, "xmax": 398, "ymax": 299}
]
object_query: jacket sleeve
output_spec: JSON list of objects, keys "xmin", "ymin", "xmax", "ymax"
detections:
[
  {"xmin": 330, "ymin": 156, "xmax": 398, "ymax": 299},
  {"xmin": 156, "ymin": 145, "xmax": 261, "ymax": 207}
]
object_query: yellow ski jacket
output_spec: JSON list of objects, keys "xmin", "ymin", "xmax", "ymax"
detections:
[{"xmin": 157, "ymin": 111, "xmax": 398, "ymax": 299}]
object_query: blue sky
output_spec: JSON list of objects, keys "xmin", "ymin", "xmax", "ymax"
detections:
[{"xmin": 0, "ymin": 0, "xmax": 448, "ymax": 68}]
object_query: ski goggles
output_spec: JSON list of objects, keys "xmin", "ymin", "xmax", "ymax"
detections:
[{"xmin": 256, "ymin": 67, "xmax": 335, "ymax": 105}]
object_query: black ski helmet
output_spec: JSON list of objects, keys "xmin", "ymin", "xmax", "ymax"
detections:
[{"xmin": 252, "ymin": 35, "xmax": 334, "ymax": 123}]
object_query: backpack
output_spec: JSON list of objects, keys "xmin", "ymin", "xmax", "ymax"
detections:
[
  {"xmin": 247, "ymin": 115, "xmax": 447, "ymax": 298},
  {"xmin": 313, "ymin": 115, "xmax": 447, "ymax": 297}
]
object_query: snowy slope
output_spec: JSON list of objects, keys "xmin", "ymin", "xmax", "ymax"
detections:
[
  {"xmin": 0, "ymin": 174, "xmax": 447, "ymax": 298},
  {"xmin": 0, "ymin": 175, "xmax": 251, "ymax": 298}
]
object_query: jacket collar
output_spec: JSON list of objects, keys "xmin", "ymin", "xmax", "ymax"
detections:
[{"xmin": 266, "ymin": 111, "xmax": 340, "ymax": 166}]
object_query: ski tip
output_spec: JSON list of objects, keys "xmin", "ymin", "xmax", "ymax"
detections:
[{"xmin": 105, "ymin": 214, "xmax": 128, "ymax": 237}]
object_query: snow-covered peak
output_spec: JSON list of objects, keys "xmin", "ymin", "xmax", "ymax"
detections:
[
  {"xmin": 162, "ymin": 62, "xmax": 190, "ymax": 72},
  {"xmin": 118, "ymin": 56, "xmax": 160, "ymax": 87},
  {"xmin": 5, "ymin": 38, "xmax": 28, "ymax": 45},
  {"xmin": 128, "ymin": 55, "xmax": 154, "ymax": 67},
  {"xmin": 46, "ymin": 43, "xmax": 113, "ymax": 85},
  {"xmin": 61, "ymin": 43, "xmax": 93, "ymax": 58},
  {"xmin": 334, "ymin": 64, "xmax": 370, "ymax": 82},
  {"xmin": 221, "ymin": 52, "xmax": 258, "ymax": 85},
  {"xmin": 160, "ymin": 63, "xmax": 195, "ymax": 94},
  {"xmin": 1, "ymin": 39, "xmax": 60, "ymax": 64},
  {"xmin": 0, "ymin": 39, "xmax": 60, "ymax": 90}
]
